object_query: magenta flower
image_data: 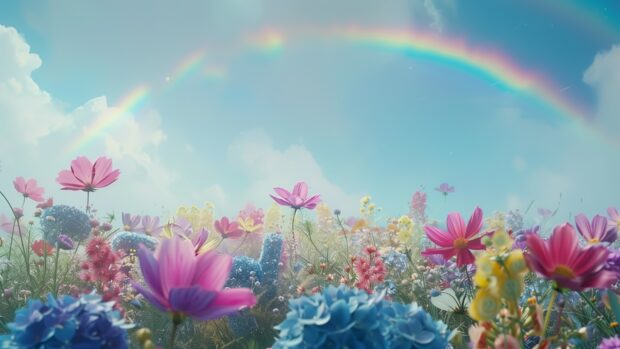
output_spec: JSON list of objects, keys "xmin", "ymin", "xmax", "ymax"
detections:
[
  {"xmin": 421, "ymin": 206, "xmax": 486, "ymax": 267},
  {"xmin": 575, "ymin": 213, "xmax": 616, "ymax": 244},
  {"xmin": 435, "ymin": 183, "xmax": 454, "ymax": 195},
  {"xmin": 140, "ymin": 215, "xmax": 162, "ymax": 236},
  {"xmin": 608, "ymin": 207, "xmax": 620, "ymax": 232},
  {"xmin": 214, "ymin": 217, "xmax": 244, "ymax": 239},
  {"xmin": 56, "ymin": 156, "xmax": 120, "ymax": 191},
  {"xmin": 132, "ymin": 234, "xmax": 256, "ymax": 320},
  {"xmin": 270, "ymin": 182, "xmax": 320, "ymax": 210},
  {"xmin": 524, "ymin": 223, "xmax": 616, "ymax": 291},
  {"xmin": 13, "ymin": 177, "xmax": 45, "ymax": 202},
  {"xmin": 122, "ymin": 213, "xmax": 142, "ymax": 232}
]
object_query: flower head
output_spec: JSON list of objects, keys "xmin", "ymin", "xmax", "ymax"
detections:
[
  {"xmin": 435, "ymin": 183, "xmax": 454, "ymax": 195},
  {"xmin": 140, "ymin": 215, "xmax": 162, "ymax": 236},
  {"xmin": 132, "ymin": 234, "xmax": 256, "ymax": 321},
  {"xmin": 32, "ymin": 240, "xmax": 54, "ymax": 257},
  {"xmin": 215, "ymin": 217, "xmax": 244, "ymax": 239},
  {"xmin": 524, "ymin": 223, "xmax": 616, "ymax": 291},
  {"xmin": 36, "ymin": 198, "xmax": 54, "ymax": 209},
  {"xmin": 111, "ymin": 231, "xmax": 158, "ymax": 254},
  {"xmin": 0, "ymin": 292, "xmax": 131, "ymax": 348},
  {"xmin": 56, "ymin": 156, "xmax": 120, "ymax": 191},
  {"xmin": 575, "ymin": 213, "xmax": 617, "ymax": 244},
  {"xmin": 599, "ymin": 336, "xmax": 620, "ymax": 349},
  {"xmin": 270, "ymin": 182, "xmax": 320, "ymax": 210},
  {"xmin": 422, "ymin": 207, "xmax": 487, "ymax": 267},
  {"xmin": 40, "ymin": 205, "xmax": 91, "ymax": 243},
  {"xmin": 13, "ymin": 177, "xmax": 45, "ymax": 202},
  {"xmin": 608, "ymin": 207, "xmax": 620, "ymax": 232},
  {"xmin": 57, "ymin": 234, "xmax": 75, "ymax": 250},
  {"xmin": 122, "ymin": 213, "xmax": 141, "ymax": 232}
]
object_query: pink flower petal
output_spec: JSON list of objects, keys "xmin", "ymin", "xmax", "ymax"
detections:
[{"xmin": 446, "ymin": 212, "xmax": 466, "ymax": 238}]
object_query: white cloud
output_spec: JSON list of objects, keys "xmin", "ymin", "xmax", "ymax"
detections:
[
  {"xmin": 584, "ymin": 44, "xmax": 620, "ymax": 139},
  {"xmin": 0, "ymin": 25, "xmax": 176, "ymax": 215},
  {"xmin": 424, "ymin": 0, "xmax": 444, "ymax": 32},
  {"xmin": 227, "ymin": 130, "xmax": 359, "ymax": 214}
]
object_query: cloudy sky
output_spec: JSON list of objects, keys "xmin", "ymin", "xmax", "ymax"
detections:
[{"xmin": 0, "ymin": 0, "xmax": 618, "ymax": 224}]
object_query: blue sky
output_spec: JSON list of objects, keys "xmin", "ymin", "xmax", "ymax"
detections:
[{"xmin": 0, "ymin": 0, "xmax": 619, "ymax": 226}]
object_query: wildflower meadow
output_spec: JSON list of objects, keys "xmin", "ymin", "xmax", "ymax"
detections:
[{"xmin": 0, "ymin": 156, "xmax": 617, "ymax": 348}]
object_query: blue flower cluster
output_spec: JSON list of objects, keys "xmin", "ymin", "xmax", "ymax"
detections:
[
  {"xmin": 273, "ymin": 285, "xmax": 453, "ymax": 349},
  {"xmin": 110, "ymin": 231, "xmax": 158, "ymax": 254},
  {"xmin": 225, "ymin": 234, "xmax": 283, "ymax": 337},
  {"xmin": 0, "ymin": 292, "xmax": 132, "ymax": 348},
  {"xmin": 506, "ymin": 209, "xmax": 524, "ymax": 232},
  {"xmin": 40, "ymin": 205, "xmax": 91, "ymax": 243},
  {"xmin": 383, "ymin": 250, "xmax": 408, "ymax": 273},
  {"xmin": 258, "ymin": 233, "xmax": 283, "ymax": 300}
]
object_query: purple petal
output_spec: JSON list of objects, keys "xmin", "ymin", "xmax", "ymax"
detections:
[{"xmin": 169, "ymin": 286, "xmax": 217, "ymax": 316}]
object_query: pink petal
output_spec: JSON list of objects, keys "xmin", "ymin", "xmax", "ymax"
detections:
[
  {"xmin": 465, "ymin": 207, "xmax": 483, "ymax": 238},
  {"xmin": 446, "ymin": 212, "xmax": 466, "ymax": 238},
  {"xmin": 293, "ymin": 182, "xmax": 308, "ymax": 199},
  {"xmin": 13, "ymin": 177, "xmax": 26, "ymax": 194},
  {"xmin": 273, "ymin": 187, "xmax": 292, "ymax": 201},
  {"xmin": 608, "ymin": 207, "xmax": 620, "ymax": 221},
  {"xmin": 423, "ymin": 226, "xmax": 452, "ymax": 247},
  {"xmin": 94, "ymin": 169, "xmax": 120, "ymax": 188},
  {"xmin": 132, "ymin": 282, "xmax": 169, "ymax": 311},
  {"xmin": 550, "ymin": 223, "xmax": 578, "ymax": 265},
  {"xmin": 592, "ymin": 215, "xmax": 609, "ymax": 238},
  {"xmin": 422, "ymin": 246, "xmax": 456, "ymax": 260},
  {"xmin": 91, "ymin": 157, "xmax": 113, "ymax": 185},
  {"xmin": 158, "ymin": 237, "xmax": 197, "ymax": 297},
  {"xmin": 575, "ymin": 214, "xmax": 592, "ymax": 240},
  {"xmin": 455, "ymin": 249, "xmax": 476, "ymax": 267},
  {"xmin": 192, "ymin": 252, "xmax": 232, "ymax": 291},
  {"xmin": 270, "ymin": 195, "xmax": 291, "ymax": 207},
  {"xmin": 137, "ymin": 246, "xmax": 165, "ymax": 298},
  {"xmin": 194, "ymin": 288, "xmax": 256, "ymax": 320},
  {"xmin": 525, "ymin": 234, "xmax": 554, "ymax": 274},
  {"xmin": 466, "ymin": 236, "xmax": 485, "ymax": 250},
  {"xmin": 70, "ymin": 156, "xmax": 93, "ymax": 185}
]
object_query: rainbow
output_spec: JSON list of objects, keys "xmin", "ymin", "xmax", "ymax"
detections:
[
  {"xmin": 164, "ymin": 50, "xmax": 206, "ymax": 87},
  {"xmin": 338, "ymin": 27, "xmax": 590, "ymax": 122},
  {"xmin": 249, "ymin": 29, "xmax": 285, "ymax": 55},
  {"xmin": 65, "ymin": 86, "xmax": 151, "ymax": 154}
]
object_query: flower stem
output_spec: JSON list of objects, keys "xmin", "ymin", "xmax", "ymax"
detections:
[
  {"xmin": 169, "ymin": 313, "xmax": 183, "ymax": 349},
  {"xmin": 542, "ymin": 289, "xmax": 558, "ymax": 337},
  {"xmin": 578, "ymin": 291, "xmax": 613, "ymax": 325},
  {"xmin": 289, "ymin": 209, "xmax": 298, "ymax": 266},
  {"xmin": 52, "ymin": 246, "xmax": 61, "ymax": 296},
  {"xmin": 86, "ymin": 191, "xmax": 90, "ymax": 214}
]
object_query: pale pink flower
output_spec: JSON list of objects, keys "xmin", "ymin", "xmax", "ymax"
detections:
[
  {"xmin": 13, "ymin": 177, "xmax": 45, "ymax": 202},
  {"xmin": 56, "ymin": 156, "xmax": 120, "ymax": 191}
]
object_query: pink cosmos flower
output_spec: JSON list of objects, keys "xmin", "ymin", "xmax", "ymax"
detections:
[
  {"xmin": 132, "ymin": 234, "xmax": 256, "ymax": 320},
  {"xmin": 608, "ymin": 207, "xmax": 620, "ymax": 232},
  {"xmin": 421, "ymin": 206, "xmax": 486, "ymax": 267},
  {"xmin": 140, "ymin": 215, "xmax": 162, "ymax": 236},
  {"xmin": 524, "ymin": 223, "xmax": 615, "ymax": 291},
  {"xmin": 0, "ymin": 214, "xmax": 26, "ymax": 235},
  {"xmin": 435, "ymin": 183, "xmax": 454, "ymax": 195},
  {"xmin": 575, "ymin": 213, "xmax": 616, "ymax": 244},
  {"xmin": 214, "ymin": 217, "xmax": 244, "ymax": 239},
  {"xmin": 36, "ymin": 198, "xmax": 54, "ymax": 209},
  {"xmin": 56, "ymin": 156, "xmax": 120, "ymax": 191},
  {"xmin": 13, "ymin": 177, "xmax": 45, "ymax": 202},
  {"xmin": 270, "ymin": 182, "xmax": 320, "ymax": 210}
]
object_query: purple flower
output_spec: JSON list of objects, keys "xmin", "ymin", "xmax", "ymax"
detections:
[
  {"xmin": 598, "ymin": 336, "xmax": 620, "ymax": 349},
  {"xmin": 608, "ymin": 207, "xmax": 620, "ymax": 232},
  {"xmin": 270, "ymin": 182, "xmax": 321, "ymax": 210},
  {"xmin": 575, "ymin": 214, "xmax": 617, "ymax": 244},
  {"xmin": 140, "ymin": 215, "xmax": 162, "ymax": 236},
  {"xmin": 132, "ymin": 234, "xmax": 256, "ymax": 320},
  {"xmin": 605, "ymin": 249, "xmax": 620, "ymax": 280},
  {"xmin": 435, "ymin": 183, "xmax": 454, "ymax": 195},
  {"xmin": 57, "ymin": 234, "xmax": 75, "ymax": 250},
  {"xmin": 513, "ymin": 226, "xmax": 540, "ymax": 250},
  {"xmin": 122, "ymin": 213, "xmax": 141, "ymax": 232}
]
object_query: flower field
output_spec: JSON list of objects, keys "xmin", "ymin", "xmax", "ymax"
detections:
[{"xmin": 0, "ymin": 156, "xmax": 618, "ymax": 349}]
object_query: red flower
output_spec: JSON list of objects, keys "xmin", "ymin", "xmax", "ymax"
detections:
[{"xmin": 32, "ymin": 240, "xmax": 54, "ymax": 257}]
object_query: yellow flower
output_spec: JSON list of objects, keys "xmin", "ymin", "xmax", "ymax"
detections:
[
  {"xmin": 360, "ymin": 195, "xmax": 371, "ymax": 205},
  {"xmin": 264, "ymin": 203, "xmax": 282, "ymax": 232},
  {"xmin": 496, "ymin": 273, "xmax": 524, "ymax": 300},
  {"xmin": 469, "ymin": 288, "xmax": 502, "ymax": 321},
  {"xmin": 505, "ymin": 250, "xmax": 528, "ymax": 275},
  {"xmin": 491, "ymin": 229, "xmax": 512, "ymax": 251},
  {"xmin": 238, "ymin": 217, "xmax": 261, "ymax": 233},
  {"xmin": 176, "ymin": 202, "xmax": 214, "ymax": 232},
  {"xmin": 398, "ymin": 215, "xmax": 412, "ymax": 226}
]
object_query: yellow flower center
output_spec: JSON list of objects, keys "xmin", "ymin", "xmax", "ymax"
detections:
[
  {"xmin": 553, "ymin": 265, "xmax": 576, "ymax": 279},
  {"xmin": 589, "ymin": 238, "xmax": 600, "ymax": 244},
  {"xmin": 453, "ymin": 238, "xmax": 468, "ymax": 249}
]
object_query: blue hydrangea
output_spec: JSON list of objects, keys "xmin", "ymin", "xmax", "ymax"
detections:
[
  {"xmin": 259, "ymin": 233, "xmax": 283, "ymax": 300},
  {"xmin": 40, "ymin": 205, "xmax": 91, "ymax": 243},
  {"xmin": 273, "ymin": 285, "xmax": 453, "ymax": 349},
  {"xmin": 110, "ymin": 231, "xmax": 158, "ymax": 253},
  {"xmin": 226, "ymin": 256, "xmax": 263, "ymax": 337},
  {"xmin": 383, "ymin": 250, "xmax": 409, "ymax": 273},
  {"xmin": 0, "ymin": 292, "xmax": 132, "ymax": 348}
]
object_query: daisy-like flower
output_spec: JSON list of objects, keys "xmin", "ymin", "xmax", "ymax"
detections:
[
  {"xmin": 13, "ymin": 177, "xmax": 45, "ymax": 202},
  {"xmin": 270, "ymin": 182, "xmax": 320, "ymax": 210},
  {"xmin": 56, "ymin": 156, "xmax": 120, "ymax": 192}
]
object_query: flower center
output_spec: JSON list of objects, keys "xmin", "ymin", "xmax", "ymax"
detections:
[
  {"xmin": 589, "ymin": 238, "xmax": 600, "ymax": 244},
  {"xmin": 553, "ymin": 264, "xmax": 576, "ymax": 279},
  {"xmin": 453, "ymin": 238, "xmax": 468, "ymax": 249}
]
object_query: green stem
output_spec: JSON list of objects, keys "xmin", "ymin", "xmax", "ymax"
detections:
[
  {"xmin": 86, "ymin": 191, "xmax": 90, "ymax": 214},
  {"xmin": 542, "ymin": 289, "xmax": 558, "ymax": 338},
  {"xmin": 229, "ymin": 233, "xmax": 248, "ymax": 255},
  {"xmin": 579, "ymin": 291, "xmax": 613, "ymax": 324},
  {"xmin": 169, "ymin": 313, "xmax": 183, "ymax": 349},
  {"xmin": 289, "ymin": 209, "xmax": 298, "ymax": 267},
  {"xmin": 7, "ymin": 220, "xmax": 15, "ymax": 261},
  {"xmin": 52, "ymin": 246, "xmax": 61, "ymax": 297}
]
